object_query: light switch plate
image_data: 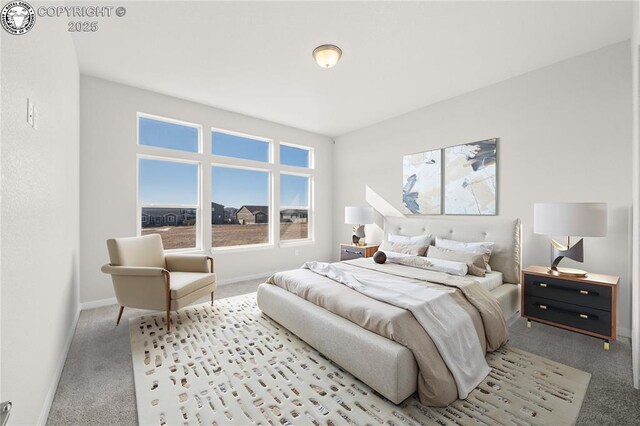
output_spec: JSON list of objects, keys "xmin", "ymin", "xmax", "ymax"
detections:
[
  {"xmin": 27, "ymin": 98, "xmax": 34, "ymax": 126},
  {"xmin": 33, "ymin": 108, "xmax": 38, "ymax": 129}
]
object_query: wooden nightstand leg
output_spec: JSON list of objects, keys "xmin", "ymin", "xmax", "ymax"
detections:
[
  {"xmin": 527, "ymin": 320, "xmax": 532, "ymax": 328},
  {"xmin": 604, "ymin": 340, "xmax": 610, "ymax": 351}
]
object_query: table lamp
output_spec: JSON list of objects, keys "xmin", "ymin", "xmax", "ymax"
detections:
[
  {"xmin": 345, "ymin": 206, "xmax": 374, "ymax": 246},
  {"xmin": 533, "ymin": 202, "xmax": 607, "ymax": 277}
]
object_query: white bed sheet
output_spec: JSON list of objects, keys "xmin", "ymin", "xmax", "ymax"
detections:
[{"xmin": 470, "ymin": 271, "xmax": 503, "ymax": 292}]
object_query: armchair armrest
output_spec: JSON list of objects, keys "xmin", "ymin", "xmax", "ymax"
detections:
[
  {"xmin": 165, "ymin": 254, "xmax": 214, "ymax": 273},
  {"xmin": 101, "ymin": 264, "xmax": 167, "ymax": 277}
]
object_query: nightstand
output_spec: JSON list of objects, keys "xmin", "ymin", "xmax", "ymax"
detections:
[
  {"xmin": 339, "ymin": 243, "xmax": 380, "ymax": 261},
  {"xmin": 521, "ymin": 266, "xmax": 619, "ymax": 350}
]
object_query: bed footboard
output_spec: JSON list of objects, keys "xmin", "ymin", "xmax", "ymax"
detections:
[{"xmin": 256, "ymin": 283, "xmax": 418, "ymax": 404}]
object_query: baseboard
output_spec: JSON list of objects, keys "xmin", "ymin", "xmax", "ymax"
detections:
[
  {"xmin": 618, "ymin": 327, "xmax": 631, "ymax": 339},
  {"xmin": 216, "ymin": 271, "xmax": 275, "ymax": 286},
  {"xmin": 37, "ymin": 305, "xmax": 81, "ymax": 425},
  {"xmin": 37, "ymin": 272, "xmax": 268, "ymax": 423},
  {"xmin": 80, "ymin": 297, "xmax": 118, "ymax": 310},
  {"xmin": 507, "ymin": 310, "xmax": 520, "ymax": 326},
  {"xmin": 77, "ymin": 273, "xmax": 272, "ymax": 311}
]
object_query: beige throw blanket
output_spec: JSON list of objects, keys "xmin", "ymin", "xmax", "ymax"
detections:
[
  {"xmin": 302, "ymin": 261, "xmax": 489, "ymax": 399},
  {"xmin": 267, "ymin": 257, "xmax": 507, "ymax": 406}
]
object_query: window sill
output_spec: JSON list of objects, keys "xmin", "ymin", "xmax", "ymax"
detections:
[
  {"xmin": 279, "ymin": 239, "xmax": 314, "ymax": 248},
  {"xmin": 210, "ymin": 243, "xmax": 275, "ymax": 254},
  {"xmin": 208, "ymin": 239, "xmax": 315, "ymax": 254},
  {"xmin": 164, "ymin": 247, "xmax": 204, "ymax": 254}
]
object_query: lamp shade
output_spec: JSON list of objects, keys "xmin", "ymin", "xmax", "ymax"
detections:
[
  {"xmin": 345, "ymin": 206, "xmax": 374, "ymax": 225},
  {"xmin": 533, "ymin": 202, "xmax": 607, "ymax": 237}
]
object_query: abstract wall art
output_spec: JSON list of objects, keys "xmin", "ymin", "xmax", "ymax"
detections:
[
  {"xmin": 444, "ymin": 138, "xmax": 497, "ymax": 215},
  {"xmin": 402, "ymin": 149, "xmax": 442, "ymax": 215}
]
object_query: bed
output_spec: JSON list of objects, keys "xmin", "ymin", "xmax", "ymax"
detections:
[{"xmin": 256, "ymin": 217, "xmax": 522, "ymax": 405}]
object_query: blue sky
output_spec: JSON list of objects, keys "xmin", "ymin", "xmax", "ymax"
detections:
[
  {"xmin": 212, "ymin": 167, "xmax": 268, "ymax": 207},
  {"xmin": 139, "ymin": 117, "xmax": 199, "ymax": 152},
  {"xmin": 280, "ymin": 174, "xmax": 309, "ymax": 208},
  {"xmin": 213, "ymin": 132, "xmax": 269, "ymax": 162},
  {"xmin": 139, "ymin": 159, "xmax": 198, "ymax": 205},
  {"xmin": 280, "ymin": 144, "xmax": 309, "ymax": 167},
  {"xmin": 139, "ymin": 118, "xmax": 309, "ymax": 209}
]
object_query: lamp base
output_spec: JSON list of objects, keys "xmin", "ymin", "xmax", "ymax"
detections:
[
  {"xmin": 549, "ymin": 238, "xmax": 587, "ymax": 278},
  {"xmin": 352, "ymin": 225, "xmax": 366, "ymax": 246},
  {"xmin": 548, "ymin": 266, "xmax": 588, "ymax": 278}
]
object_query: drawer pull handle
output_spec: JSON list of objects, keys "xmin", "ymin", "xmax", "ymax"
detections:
[
  {"xmin": 344, "ymin": 250, "xmax": 363, "ymax": 256},
  {"xmin": 580, "ymin": 290, "xmax": 589, "ymax": 295},
  {"xmin": 579, "ymin": 314, "xmax": 589, "ymax": 319},
  {"xmin": 539, "ymin": 283, "xmax": 547, "ymax": 288},
  {"xmin": 539, "ymin": 305, "xmax": 547, "ymax": 310}
]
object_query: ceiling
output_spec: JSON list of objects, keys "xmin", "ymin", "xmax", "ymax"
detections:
[{"xmin": 72, "ymin": 1, "xmax": 633, "ymax": 137}]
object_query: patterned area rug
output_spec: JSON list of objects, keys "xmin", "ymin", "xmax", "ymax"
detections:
[{"xmin": 130, "ymin": 293, "xmax": 590, "ymax": 425}]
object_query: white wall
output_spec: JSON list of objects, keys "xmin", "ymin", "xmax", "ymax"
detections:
[
  {"xmin": 0, "ymin": 16, "xmax": 3, "ymax": 406},
  {"xmin": 631, "ymin": 1, "xmax": 639, "ymax": 389},
  {"xmin": 80, "ymin": 76, "xmax": 334, "ymax": 303},
  {"xmin": 0, "ymin": 18, "xmax": 80, "ymax": 426},
  {"xmin": 334, "ymin": 42, "xmax": 633, "ymax": 336}
]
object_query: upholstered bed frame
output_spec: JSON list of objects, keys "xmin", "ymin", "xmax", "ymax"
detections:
[{"xmin": 257, "ymin": 217, "xmax": 522, "ymax": 404}]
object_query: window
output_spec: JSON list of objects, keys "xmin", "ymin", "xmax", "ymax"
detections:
[
  {"xmin": 280, "ymin": 173, "xmax": 310, "ymax": 241},
  {"xmin": 138, "ymin": 115, "xmax": 200, "ymax": 152},
  {"xmin": 211, "ymin": 166, "xmax": 270, "ymax": 247},
  {"xmin": 280, "ymin": 143, "xmax": 311, "ymax": 168},
  {"xmin": 139, "ymin": 159, "xmax": 198, "ymax": 205},
  {"xmin": 138, "ymin": 157, "xmax": 199, "ymax": 250},
  {"xmin": 212, "ymin": 130, "xmax": 270, "ymax": 163},
  {"xmin": 137, "ymin": 113, "xmax": 315, "ymax": 251}
]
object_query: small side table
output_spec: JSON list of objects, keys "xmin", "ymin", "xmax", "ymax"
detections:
[
  {"xmin": 339, "ymin": 243, "xmax": 380, "ymax": 261},
  {"xmin": 521, "ymin": 265, "xmax": 619, "ymax": 350}
]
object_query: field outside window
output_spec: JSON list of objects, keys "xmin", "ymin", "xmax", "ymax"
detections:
[
  {"xmin": 138, "ymin": 157, "xmax": 199, "ymax": 250},
  {"xmin": 280, "ymin": 173, "xmax": 310, "ymax": 241},
  {"xmin": 211, "ymin": 165, "xmax": 271, "ymax": 248}
]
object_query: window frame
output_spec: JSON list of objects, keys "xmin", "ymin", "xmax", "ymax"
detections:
[
  {"xmin": 279, "ymin": 171, "xmax": 313, "ymax": 244},
  {"xmin": 136, "ymin": 154, "xmax": 202, "ymax": 252},
  {"xmin": 211, "ymin": 127, "xmax": 273, "ymax": 164},
  {"xmin": 137, "ymin": 112, "xmax": 203, "ymax": 154},
  {"xmin": 280, "ymin": 141, "xmax": 314, "ymax": 170},
  {"xmin": 135, "ymin": 113, "xmax": 316, "ymax": 253},
  {"xmin": 210, "ymin": 162, "xmax": 274, "ymax": 251}
]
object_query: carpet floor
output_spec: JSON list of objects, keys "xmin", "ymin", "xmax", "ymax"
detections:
[
  {"xmin": 47, "ymin": 280, "xmax": 640, "ymax": 425},
  {"xmin": 130, "ymin": 295, "xmax": 591, "ymax": 425}
]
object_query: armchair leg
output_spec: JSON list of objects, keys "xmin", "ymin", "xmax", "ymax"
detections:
[
  {"xmin": 116, "ymin": 306, "xmax": 125, "ymax": 326},
  {"xmin": 211, "ymin": 291, "xmax": 215, "ymax": 306},
  {"xmin": 163, "ymin": 269, "xmax": 171, "ymax": 333}
]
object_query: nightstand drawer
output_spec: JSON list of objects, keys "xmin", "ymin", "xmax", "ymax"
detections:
[
  {"xmin": 524, "ymin": 274, "xmax": 611, "ymax": 311},
  {"xmin": 524, "ymin": 296, "xmax": 611, "ymax": 337},
  {"xmin": 340, "ymin": 246, "xmax": 365, "ymax": 260}
]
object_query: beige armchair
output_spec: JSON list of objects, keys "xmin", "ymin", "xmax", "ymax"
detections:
[{"xmin": 101, "ymin": 234, "xmax": 216, "ymax": 331}]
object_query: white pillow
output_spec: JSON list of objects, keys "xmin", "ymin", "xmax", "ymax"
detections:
[
  {"xmin": 388, "ymin": 255, "xmax": 468, "ymax": 276},
  {"xmin": 435, "ymin": 237, "xmax": 494, "ymax": 254},
  {"xmin": 388, "ymin": 233, "xmax": 432, "ymax": 247},
  {"xmin": 435, "ymin": 237, "xmax": 494, "ymax": 271},
  {"xmin": 379, "ymin": 240, "xmax": 428, "ymax": 256},
  {"xmin": 383, "ymin": 250, "xmax": 412, "ymax": 259}
]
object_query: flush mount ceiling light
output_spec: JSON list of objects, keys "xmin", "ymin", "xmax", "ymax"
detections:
[{"xmin": 312, "ymin": 44, "xmax": 342, "ymax": 68}]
